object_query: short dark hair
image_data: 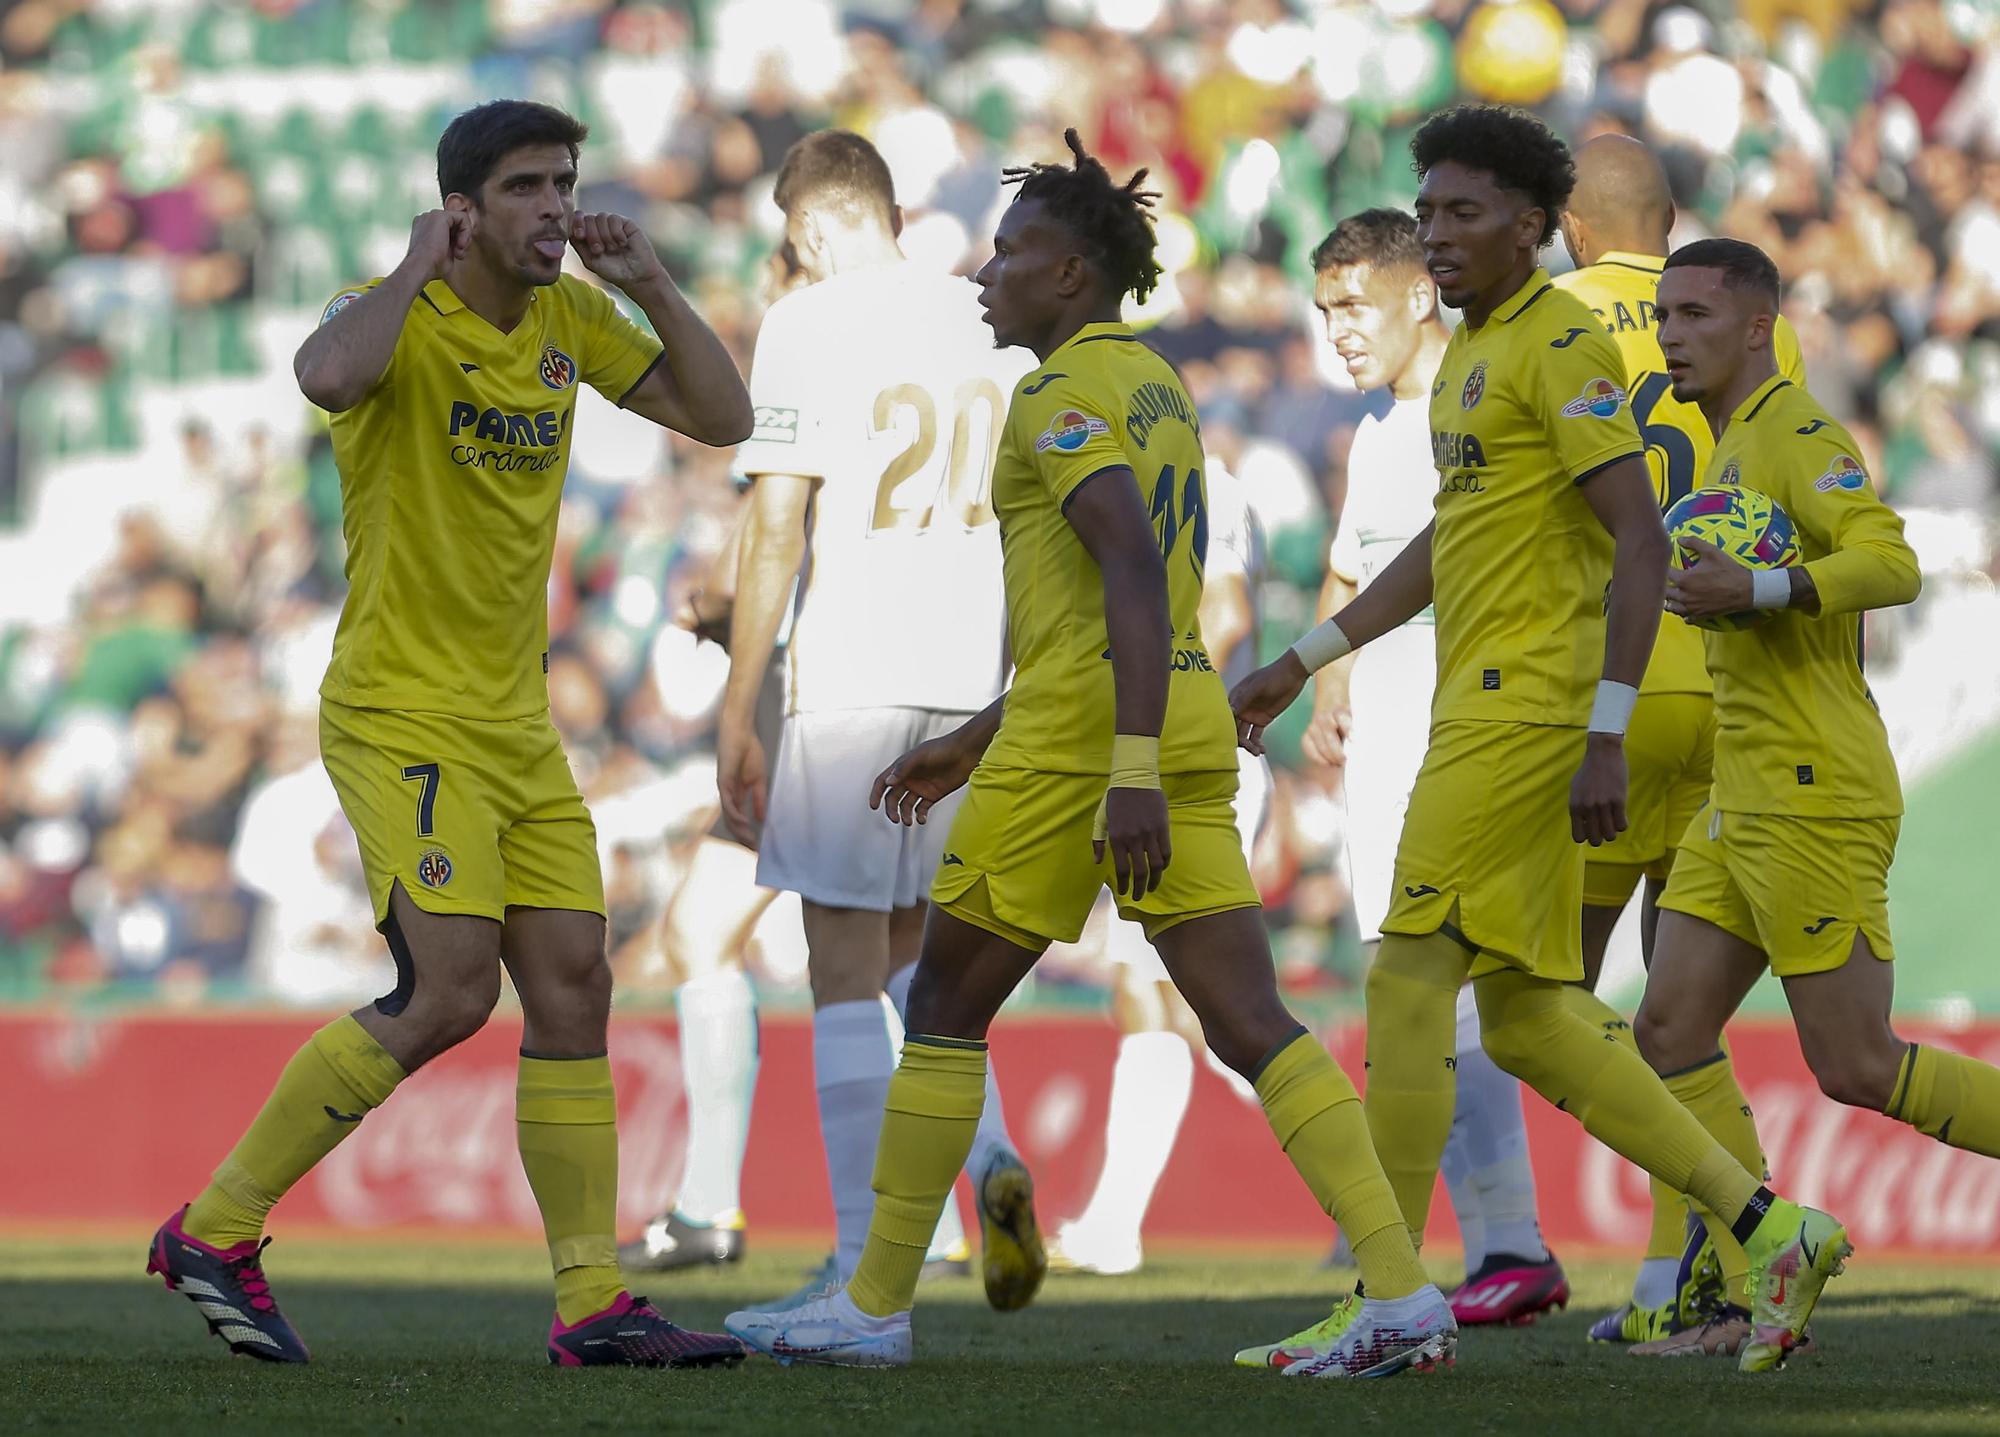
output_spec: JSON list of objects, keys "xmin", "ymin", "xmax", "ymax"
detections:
[
  {"xmin": 1410, "ymin": 105, "xmax": 1575, "ymax": 247},
  {"xmin": 1310, "ymin": 208, "xmax": 1425, "ymax": 278},
  {"xmin": 437, "ymin": 100, "xmax": 588, "ymax": 203},
  {"xmin": 1663, "ymin": 237, "xmax": 1782, "ymax": 308},
  {"xmin": 772, "ymin": 130, "xmax": 896, "ymax": 225},
  {"xmin": 1002, "ymin": 128, "xmax": 1161, "ymax": 305}
]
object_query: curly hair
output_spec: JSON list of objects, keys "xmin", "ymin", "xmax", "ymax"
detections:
[
  {"xmin": 1002, "ymin": 129, "xmax": 1162, "ymax": 305},
  {"xmin": 1410, "ymin": 105, "xmax": 1575, "ymax": 248}
]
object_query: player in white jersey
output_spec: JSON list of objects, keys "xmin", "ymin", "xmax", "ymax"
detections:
[
  {"xmin": 1306, "ymin": 210, "xmax": 1566, "ymax": 1325},
  {"xmin": 1049, "ymin": 454, "xmax": 1272, "ymax": 1276},
  {"xmin": 716, "ymin": 131, "xmax": 1040, "ymax": 1311}
]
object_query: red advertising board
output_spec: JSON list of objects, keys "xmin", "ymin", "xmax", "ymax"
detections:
[{"xmin": 5, "ymin": 1011, "xmax": 1998, "ymax": 1256}]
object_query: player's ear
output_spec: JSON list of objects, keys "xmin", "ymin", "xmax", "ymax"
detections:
[
  {"xmin": 1746, "ymin": 309, "xmax": 1774, "ymax": 353},
  {"xmin": 1557, "ymin": 210, "xmax": 1584, "ymax": 269},
  {"xmin": 1056, "ymin": 252, "xmax": 1088, "ymax": 299},
  {"xmin": 1408, "ymin": 272, "xmax": 1436, "ymax": 322},
  {"xmin": 1520, "ymin": 204, "xmax": 1546, "ymax": 254},
  {"xmin": 889, "ymin": 204, "xmax": 905, "ymax": 239}
]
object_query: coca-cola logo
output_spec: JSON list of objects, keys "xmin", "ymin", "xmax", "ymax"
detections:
[
  {"xmin": 311, "ymin": 1027, "xmax": 686, "ymax": 1230},
  {"xmin": 1575, "ymin": 1032, "xmax": 2000, "ymax": 1250}
]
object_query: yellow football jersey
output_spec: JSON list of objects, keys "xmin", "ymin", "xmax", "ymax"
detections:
[
  {"xmin": 317, "ymin": 275, "xmax": 662, "ymax": 719},
  {"xmin": 1554, "ymin": 252, "xmax": 1808, "ymax": 697},
  {"xmin": 1701, "ymin": 375, "xmax": 1918, "ymax": 818},
  {"xmin": 1426, "ymin": 269, "xmax": 1645, "ymax": 727},
  {"xmin": 981, "ymin": 322, "xmax": 1236, "ymax": 775}
]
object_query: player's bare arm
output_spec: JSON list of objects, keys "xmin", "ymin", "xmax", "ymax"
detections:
[
  {"xmin": 716, "ymin": 471, "xmax": 812, "ymax": 842},
  {"xmin": 869, "ymin": 694, "xmax": 1006, "ymax": 828},
  {"xmin": 1230, "ymin": 518, "xmax": 1434, "ymax": 754},
  {"xmin": 678, "ymin": 495, "xmax": 753, "ymax": 647},
  {"xmin": 570, "ymin": 211, "xmax": 753, "ymax": 447},
  {"xmin": 1303, "ymin": 566, "xmax": 1357, "ymax": 769},
  {"xmin": 1065, "ymin": 465, "xmax": 1173, "ymax": 897},
  {"xmin": 293, "ymin": 209, "xmax": 470, "ymax": 411},
  {"xmin": 1573, "ymin": 454, "xmax": 1669, "ymax": 845}
]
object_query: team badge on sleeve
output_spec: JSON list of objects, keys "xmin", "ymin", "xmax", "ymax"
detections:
[
  {"xmin": 1815, "ymin": 454, "xmax": 1867, "ymax": 491},
  {"xmin": 416, "ymin": 848, "xmax": 454, "ymax": 889},
  {"xmin": 1560, "ymin": 377, "xmax": 1627, "ymax": 418},
  {"xmin": 751, "ymin": 406, "xmax": 799, "ymax": 444},
  {"xmin": 1460, "ymin": 362, "xmax": 1487, "ymax": 410},
  {"xmin": 320, "ymin": 290, "xmax": 364, "ymax": 326},
  {"xmin": 1035, "ymin": 409, "xmax": 1112, "ymax": 453},
  {"xmin": 539, "ymin": 344, "xmax": 576, "ymax": 390}
]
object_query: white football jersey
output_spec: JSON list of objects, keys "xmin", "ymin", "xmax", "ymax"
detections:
[
  {"xmin": 734, "ymin": 261, "xmax": 1034, "ymax": 714},
  {"xmin": 1202, "ymin": 459, "xmax": 1265, "ymax": 690},
  {"xmin": 1329, "ymin": 393, "xmax": 1438, "ymax": 941}
]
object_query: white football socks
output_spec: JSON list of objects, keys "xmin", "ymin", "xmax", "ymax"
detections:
[
  {"xmin": 813, "ymin": 1000, "xmax": 896, "ymax": 1280},
  {"xmin": 1633, "ymin": 1257, "xmax": 1679, "ymax": 1310},
  {"xmin": 1067, "ymin": 1031, "xmax": 1194, "ymax": 1248},
  {"xmin": 1443, "ymin": 986, "xmax": 1550, "ymax": 1266},
  {"xmin": 672, "ymin": 968, "xmax": 759, "ymax": 1225}
]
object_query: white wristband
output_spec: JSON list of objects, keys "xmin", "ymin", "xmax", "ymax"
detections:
[
  {"xmin": 1588, "ymin": 680, "xmax": 1639, "ymax": 736},
  {"xmin": 1751, "ymin": 567, "xmax": 1792, "ymax": 610},
  {"xmin": 1290, "ymin": 618, "xmax": 1353, "ymax": 674}
]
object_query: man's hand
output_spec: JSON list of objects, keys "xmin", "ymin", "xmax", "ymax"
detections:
[
  {"xmin": 1094, "ymin": 787, "xmax": 1171, "ymax": 897},
  {"xmin": 570, "ymin": 212, "xmax": 667, "ymax": 291},
  {"xmin": 1570, "ymin": 732, "xmax": 1629, "ymax": 846},
  {"xmin": 1664, "ymin": 536, "xmax": 1754, "ymax": 623},
  {"xmin": 1303, "ymin": 698, "xmax": 1352, "ymax": 770},
  {"xmin": 716, "ymin": 720, "xmax": 767, "ymax": 846},
  {"xmin": 400, "ymin": 209, "xmax": 473, "ymax": 285},
  {"xmin": 1229, "ymin": 653, "xmax": 1310, "ymax": 757},
  {"xmin": 871, "ymin": 731, "xmax": 978, "ymax": 828},
  {"xmin": 676, "ymin": 588, "xmax": 732, "ymax": 648}
]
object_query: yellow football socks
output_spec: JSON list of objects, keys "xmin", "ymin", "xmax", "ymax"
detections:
[
  {"xmin": 517, "ymin": 1054, "xmax": 625, "ymax": 1326},
  {"xmin": 1892, "ymin": 1043, "xmax": 2000, "ymax": 1157},
  {"xmin": 849, "ymin": 1036, "xmax": 988, "ymax": 1319},
  {"xmin": 1559, "ymin": 984, "xmax": 1688, "ymax": 1263},
  {"xmin": 1256, "ymin": 1029, "xmax": 1429, "ymax": 1300},
  {"xmin": 1362, "ymin": 932, "xmax": 1470, "ymax": 1243},
  {"xmin": 1474, "ymin": 966, "xmax": 1763, "ymax": 1230},
  {"xmin": 1663, "ymin": 1048, "xmax": 1766, "ymax": 1305},
  {"xmin": 183, "ymin": 1014, "xmax": 406, "ymax": 1249}
]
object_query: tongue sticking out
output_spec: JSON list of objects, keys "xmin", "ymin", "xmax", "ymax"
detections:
[{"xmin": 534, "ymin": 238, "xmax": 567, "ymax": 260}]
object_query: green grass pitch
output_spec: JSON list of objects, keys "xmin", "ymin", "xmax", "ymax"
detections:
[{"xmin": 5, "ymin": 1240, "xmax": 2000, "ymax": 1435}]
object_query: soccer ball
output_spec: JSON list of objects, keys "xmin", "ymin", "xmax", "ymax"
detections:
[{"xmin": 1664, "ymin": 484, "xmax": 1801, "ymax": 631}]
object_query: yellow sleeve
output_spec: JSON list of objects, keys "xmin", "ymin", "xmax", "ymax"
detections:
[
  {"xmin": 1774, "ymin": 315, "xmax": 1807, "ymax": 386},
  {"xmin": 317, "ymin": 279, "xmax": 399, "ymax": 395},
  {"xmin": 1782, "ymin": 431, "xmax": 1920, "ymax": 617},
  {"xmin": 1010, "ymin": 370, "xmax": 1132, "ymax": 507},
  {"xmin": 1533, "ymin": 320, "xmax": 1644, "ymax": 483},
  {"xmin": 576, "ymin": 282, "xmax": 666, "ymax": 406}
]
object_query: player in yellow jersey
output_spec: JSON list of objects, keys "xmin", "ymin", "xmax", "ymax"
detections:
[
  {"xmin": 1627, "ymin": 237, "xmax": 2000, "ymax": 1359},
  {"xmin": 1233, "ymin": 106, "xmax": 1850, "ymax": 1375},
  {"xmin": 1554, "ymin": 135, "xmax": 1810, "ymax": 1345},
  {"xmin": 146, "ymin": 101, "xmax": 754, "ymax": 1368},
  {"xmin": 726, "ymin": 130, "xmax": 1455, "ymax": 1378}
]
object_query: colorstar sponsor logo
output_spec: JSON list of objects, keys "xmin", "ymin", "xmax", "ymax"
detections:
[
  {"xmin": 1035, "ymin": 409, "xmax": 1110, "ymax": 453},
  {"xmin": 1815, "ymin": 455, "xmax": 1866, "ymax": 491},
  {"xmin": 1560, "ymin": 377, "xmax": 1627, "ymax": 418}
]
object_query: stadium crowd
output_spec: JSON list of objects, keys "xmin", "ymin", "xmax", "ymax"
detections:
[{"xmin": 0, "ymin": 0, "xmax": 1994, "ymax": 1007}]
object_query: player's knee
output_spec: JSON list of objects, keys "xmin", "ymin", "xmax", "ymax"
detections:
[
  {"xmin": 1475, "ymin": 1013, "xmax": 1548, "ymax": 1084},
  {"xmin": 1806, "ymin": 1046, "xmax": 1897, "ymax": 1112},
  {"xmin": 411, "ymin": 965, "xmax": 502, "ymax": 1056}
]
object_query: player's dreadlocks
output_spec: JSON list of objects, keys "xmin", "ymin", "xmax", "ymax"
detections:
[{"xmin": 1002, "ymin": 129, "xmax": 1162, "ymax": 305}]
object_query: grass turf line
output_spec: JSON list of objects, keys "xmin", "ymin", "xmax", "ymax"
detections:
[{"xmin": 5, "ymin": 1242, "xmax": 2000, "ymax": 1435}]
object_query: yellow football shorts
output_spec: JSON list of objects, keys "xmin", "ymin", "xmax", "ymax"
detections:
[
  {"xmin": 930, "ymin": 765, "xmax": 1260, "ymax": 948},
  {"xmin": 1657, "ymin": 805, "xmax": 1898, "ymax": 977},
  {"xmin": 320, "ymin": 700, "xmax": 606, "ymax": 926},
  {"xmin": 1383, "ymin": 720, "xmax": 1587, "ymax": 982},
  {"xmin": 1582, "ymin": 691, "xmax": 1716, "ymax": 907}
]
